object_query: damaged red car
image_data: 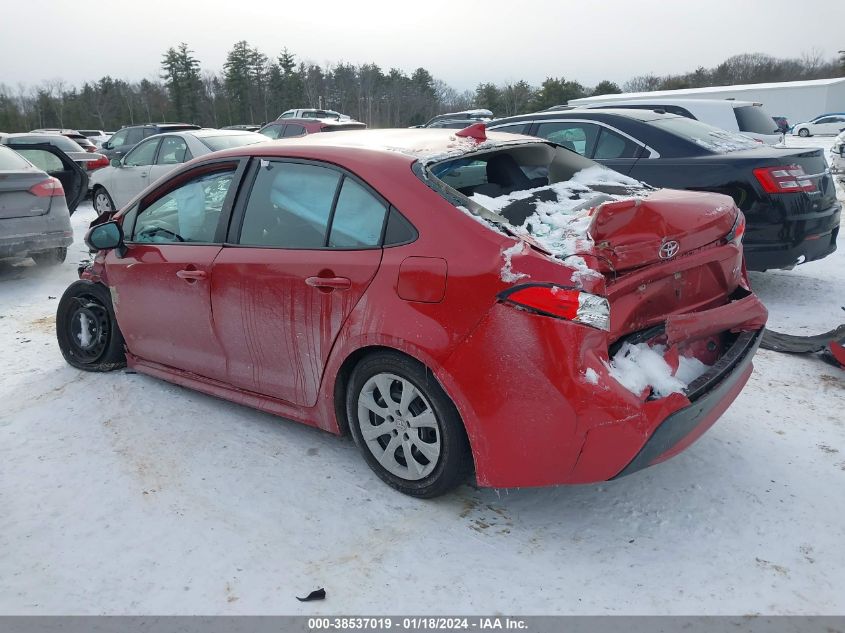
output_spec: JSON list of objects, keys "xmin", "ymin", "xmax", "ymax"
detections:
[{"xmin": 57, "ymin": 126, "xmax": 767, "ymax": 497}]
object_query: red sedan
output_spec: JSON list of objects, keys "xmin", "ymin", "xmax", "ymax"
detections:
[{"xmin": 57, "ymin": 126, "xmax": 767, "ymax": 497}]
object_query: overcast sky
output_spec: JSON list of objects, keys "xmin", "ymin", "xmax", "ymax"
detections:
[{"xmin": 3, "ymin": 0, "xmax": 843, "ymax": 91}]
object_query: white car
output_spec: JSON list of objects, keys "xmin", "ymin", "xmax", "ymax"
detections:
[
  {"xmin": 830, "ymin": 130, "xmax": 845, "ymax": 181},
  {"xmin": 90, "ymin": 129, "xmax": 267, "ymax": 213},
  {"xmin": 277, "ymin": 108, "xmax": 354, "ymax": 121},
  {"xmin": 792, "ymin": 114, "xmax": 845, "ymax": 137},
  {"xmin": 571, "ymin": 98, "xmax": 781, "ymax": 145},
  {"xmin": 78, "ymin": 129, "xmax": 112, "ymax": 147}
]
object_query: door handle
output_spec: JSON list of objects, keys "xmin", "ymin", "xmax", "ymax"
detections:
[
  {"xmin": 140, "ymin": 173, "xmax": 148, "ymax": 178},
  {"xmin": 305, "ymin": 276, "xmax": 351, "ymax": 290},
  {"xmin": 176, "ymin": 269, "xmax": 207, "ymax": 281}
]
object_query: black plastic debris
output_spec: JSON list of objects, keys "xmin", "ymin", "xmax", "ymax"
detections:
[
  {"xmin": 760, "ymin": 321, "xmax": 845, "ymax": 369},
  {"xmin": 297, "ymin": 588, "xmax": 326, "ymax": 602}
]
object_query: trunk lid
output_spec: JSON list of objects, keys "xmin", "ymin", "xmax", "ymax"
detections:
[{"xmin": 589, "ymin": 189, "xmax": 737, "ymax": 273}]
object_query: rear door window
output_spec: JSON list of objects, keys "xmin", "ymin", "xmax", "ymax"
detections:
[
  {"xmin": 283, "ymin": 124, "xmax": 306, "ymax": 137},
  {"xmin": 156, "ymin": 136, "xmax": 190, "ymax": 164},
  {"xmin": 535, "ymin": 121, "xmax": 600, "ymax": 156},
  {"xmin": 238, "ymin": 162, "xmax": 341, "ymax": 248},
  {"xmin": 594, "ymin": 128, "xmax": 642, "ymax": 159},
  {"xmin": 328, "ymin": 178, "xmax": 387, "ymax": 248}
]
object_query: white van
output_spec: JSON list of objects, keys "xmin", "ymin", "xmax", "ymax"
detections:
[{"xmin": 570, "ymin": 98, "xmax": 781, "ymax": 145}]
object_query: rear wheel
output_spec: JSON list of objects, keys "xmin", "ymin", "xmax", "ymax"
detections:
[
  {"xmin": 93, "ymin": 187, "xmax": 115, "ymax": 214},
  {"xmin": 346, "ymin": 351, "xmax": 470, "ymax": 498},
  {"xmin": 31, "ymin": 247, "xmax": 67, "ymax": 266},
  {"xmin": 56, "ymin": 280, "xmax": 126, "ymax": 372},
  {"xmin": 798, "ymin": 128, "xmax": 810, "ymax": 137}
]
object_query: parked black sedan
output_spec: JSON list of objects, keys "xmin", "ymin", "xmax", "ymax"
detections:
[{"xmin": 489, "ymin": 108, "xmax": 840, "ymax": 271}]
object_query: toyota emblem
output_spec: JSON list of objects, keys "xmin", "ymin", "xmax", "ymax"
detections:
[{"xmin": 659, "ymin": 240, "xmax": 680, "ymax": 259}]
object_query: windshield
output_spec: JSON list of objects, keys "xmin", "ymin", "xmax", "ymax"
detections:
[
  {"xmin": 199, "ymin": 133, "xmax": 267, "ymax": 151},
  {"xmin": 650, "ymin": 117, "xmax": 759, "ymax": 153}
]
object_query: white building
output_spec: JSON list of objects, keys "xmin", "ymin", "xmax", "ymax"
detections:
[{"xmin": 569, "ymin": 77, "xmax": 845, "ymax": 124}]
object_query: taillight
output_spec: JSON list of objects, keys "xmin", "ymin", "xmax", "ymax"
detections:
[
  {"xmin": 499, "ymin": 284, "xmax": 610, "ymax": 331},
  {"xmin": 726, "ymin": 211, "xmax": 746, "ymax": 244},
  {"xmin": 85, "ymin": 146, "xmax": 97, "ymax": 153},
  {"xmin": 753, "ymin": 164, "xmax": 817, "ymax": 193},
  {"xmin": 29, "ymin": 177, "xmax": 65, "ymax": 197},
  {"xmin": 85, "ymin": 156, "xmax": 110, "ymax": 171}
]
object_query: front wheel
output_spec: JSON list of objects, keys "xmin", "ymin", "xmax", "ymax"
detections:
[
  {"xmin": 798, "ymin": 128, "xmax": 810, "ymax": 137},
  {"xmin": 56, "ymin": 280, "xmax": 126, "ymax": 371},
  {"xmin": 346, "ymin": 351, "xmax": 470, "ymax": 498}
]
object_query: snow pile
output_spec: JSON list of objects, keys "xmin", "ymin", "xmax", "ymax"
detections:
[
  {"xmin": 606, "ymin": 343, "xmax": 711, "ymax": 399},
  {"xmin": 471, "ymin": 165, "xmax": 646, "ymax": 278},
  {"xmin": 583, "ymin": 367, "xmax": 600, "ymax": 385},
  {"xmin": 500, "ymin": 242, "xmax": 528, "ymax": 282},
  {"xmin": 693, "ymin": 129, "xmax": 759, "ymax": 154}
]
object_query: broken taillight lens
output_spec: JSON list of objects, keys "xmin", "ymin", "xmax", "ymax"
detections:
[
  {"xmin": 753, "ymin": 165, "xmax": 817, "ymax": 193},
  {"xmin": 29, "ymin": 177, "xmax": 65, "ymax": 197},
  {"xmin": 726, "ymin": 211, "xmax": 746, "ymax": 244},
  {"xmin": 499, "ymin": 284, "xmax": 610, "ymax": 331}
]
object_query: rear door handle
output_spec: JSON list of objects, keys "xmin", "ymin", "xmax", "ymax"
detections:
[
  {"xmin": 176, "ymin": 269, "xmax": 207, "ymax": 281},
  {"xmin": 305, "ymin": 276, "xmax": 351, "ymax": 290}
]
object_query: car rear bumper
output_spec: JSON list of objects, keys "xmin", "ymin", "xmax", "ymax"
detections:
[
  {"xmin": 442, "ymin": 281, "xmax": 767, "ymax": 488},
  {"xmin": 0, "ymin": 230, "xmax": 73, "ymax": 259},
  {"xmin": 612, "ymin": 328, "xmax": 763, "ymax": 478},
  {"xmin": 744, "ymin": 201, "xmax": 840, "ymax": 271}
]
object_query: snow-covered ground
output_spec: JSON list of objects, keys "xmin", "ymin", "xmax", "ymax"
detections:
[{"xmin": 1, "ymin": 137, "xmax": 843, "ymax": 616}]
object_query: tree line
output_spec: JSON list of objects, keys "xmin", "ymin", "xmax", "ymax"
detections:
[{"xmin": 1, "ymin": 42, "xmax": 842, "ymax": 133}]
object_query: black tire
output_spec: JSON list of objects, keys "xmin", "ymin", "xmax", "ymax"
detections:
[
  {"xmin": 93, "ymin": 186, "xmax": 115, "ymax": 214},
  {"xmin": 346, "ymin": 351, "xmax": 471, "ymax": 498},
  {"xmin": 798, "ymin": 128, "xmax": 810, "ymax": 137},
  {"xmin": 31, "ymin": 247, "xmax": 67, "ymax": 266},
  {"xmin": 56, "ymin": 280, "xmax": 126, "ymax": 372}
]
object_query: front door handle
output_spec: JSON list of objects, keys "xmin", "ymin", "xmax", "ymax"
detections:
[
  {"xmin": 305, "ymin": 276, "xmax": 351, "ymax": 290},
  {"xmin": 176, "ymin": 269, "xmax": 207, "ymax": 281}
]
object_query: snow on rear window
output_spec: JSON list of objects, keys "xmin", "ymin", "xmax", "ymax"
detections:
[
  {"xmin": 470, "ymin": 165, "xmax": 646, "ymax": 272},
  {"xmin": 651, "ymin": 117, "xmax": 759, "ymax": 153},
  {"xmin": 200, "ymin": 134, "xmax": 266, "ymax": 151}
]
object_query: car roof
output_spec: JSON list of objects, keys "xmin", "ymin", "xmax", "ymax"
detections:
[
  {"xmin": 143, "ymin": 129, "xmax": 266, "ymax": 141},
  {"xmin": 120, "ymin": 123, "xmax": 200, "ymax": 130},
  {"xmin": 579, "ymin": 98, "xmax": 759, "ymax": 107},
  {"xmin": 498, "ymin": 108, "xmax": 684, "ymax": 123},
  {"xmin": 212, "ymin": 128, "xmax": 544, "ymax": 163}
]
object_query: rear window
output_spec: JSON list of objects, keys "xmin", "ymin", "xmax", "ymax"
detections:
[
  {"xmin": 734, "ymin": 106, "xmax": 779, "ymax": 135},
  {"xmin": 650, "ymin": 117, "xmax": 759, "ymax": 153},
  {"xmin": 0, "ymin": 145, "xmax": 33, "ymax": 170},
  {"xmin": 321, "ymin": 124, "xmax": 366, "ymax": 132},
  {"xmin": 199, "ymin": 133, "xmax": 266, "ymax": 151}
]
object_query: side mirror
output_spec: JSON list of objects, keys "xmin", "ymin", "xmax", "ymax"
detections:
[
  {"xmin": 85, "ymin": 221, "xmax": 124, "ymax": 255},
  {"xmin": 110, "ymin": 158, "xmax": 122, "ymax": 168},
  {"xmin": 102, "ymin": 141, "xmax": 112, "ymax": 150}
]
